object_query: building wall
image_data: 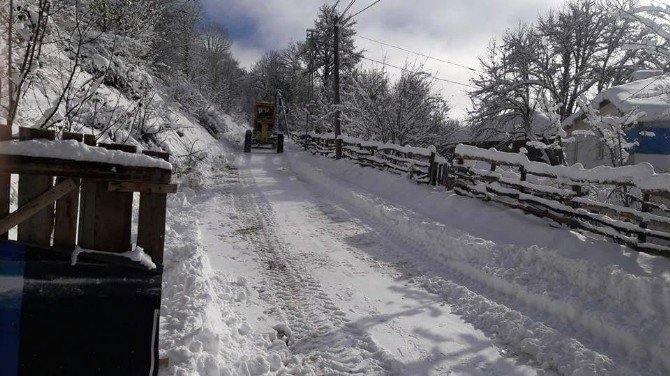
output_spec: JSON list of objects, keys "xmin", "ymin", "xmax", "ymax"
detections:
[
  {"xmin": 565, "ymin": 103, "xmax": 670, "ymax": 171},
  {"xmin": 565, "ymin": 102, "xmax": 619, "ymax": 168}
]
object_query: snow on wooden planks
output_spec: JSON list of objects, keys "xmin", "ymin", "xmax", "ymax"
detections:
[{"xmin": 0, "ymin": 127, "xmax": 175, "ymax": 263}]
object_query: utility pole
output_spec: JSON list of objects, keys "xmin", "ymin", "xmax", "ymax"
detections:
[
  {"xmin": 333, "ymin": 15, "xmax": 342, "ymax": 159},
  {"xmin": 305, "ymin": 29, "xmax": 316, "ymax": 149}
]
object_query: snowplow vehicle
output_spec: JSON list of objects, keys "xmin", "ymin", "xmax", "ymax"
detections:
[{"xmin": 244, "ymin": 102, "xmax": 284, "ymax": 153}]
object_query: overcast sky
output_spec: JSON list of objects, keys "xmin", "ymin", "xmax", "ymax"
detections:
[{"xmin": 200, "ymin": 0, "xmax": 569, "ymax": 118}]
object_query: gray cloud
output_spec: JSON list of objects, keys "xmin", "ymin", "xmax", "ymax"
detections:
[{"xmin": 201, "ymin": 0, "xmax": 568, "ymax": 117}]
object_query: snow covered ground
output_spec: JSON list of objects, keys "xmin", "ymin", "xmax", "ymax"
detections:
[{"xmin": 159, "ymin": 135, "xmax": 670, "ymax": 375}]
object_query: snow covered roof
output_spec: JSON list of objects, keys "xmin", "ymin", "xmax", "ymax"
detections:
[
  {"xmin": 574, "ymin": 73, "xmax": 670, "ymax": 124},
  {"xmin": 629, "ymin": 70, "xmax": 664, "ymax": 82},
  {"xmin": 597, "ymin": 73, "xmax": 670, "ymax": 122}
]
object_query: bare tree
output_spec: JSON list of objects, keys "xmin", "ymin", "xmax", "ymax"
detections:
[
  {"xmin": 2, "ymin": 0, "xmax": 51, "ymax": 127},
  {"xmin": 469, "ymin": 25, "xmax": 542, "ymax": 143}
]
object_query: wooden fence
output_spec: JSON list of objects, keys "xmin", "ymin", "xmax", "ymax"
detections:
[
  {"xmin": 451, "ymin": 145, "xmax": 670, "ymax": 256},
  {"xmin": 301, "ymin": 133, "xmax": 451, "ymax": 185},
  {"xmin": 0, "ymin": 126, "xmax": 176, "ymax": 264},
  {"xmin": 298, "ymin": 133, "xmax": 670, "ymax": 257}
]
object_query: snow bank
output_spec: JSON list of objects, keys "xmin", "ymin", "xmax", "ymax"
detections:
[
  {"xmin": 288, "ymin": 146, "xmax": 670, "ymax": 375},
  {"xmin": 159, "ymin": 186, "xmax": 291, "ymax": 375},
  {"xmin": 0, "ymin": 139, "xmax": 172, "ymax": 169}
]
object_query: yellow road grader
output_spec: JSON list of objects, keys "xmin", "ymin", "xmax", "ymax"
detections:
[{"xmin": 244, "ymin": 102, "xmax": 284, "ymax": 153}]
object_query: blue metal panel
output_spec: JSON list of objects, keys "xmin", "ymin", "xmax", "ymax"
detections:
[
  {"xmin": 626, "ymin": 126, "xmax": 670, "ymax": 154},
  {"xmin": 0, "ymin": 242, "xmax": 25, "ymax": 376}
]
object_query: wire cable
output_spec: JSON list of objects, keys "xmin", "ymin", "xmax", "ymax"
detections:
[
  {"xmin": 622, "ymin": 73, "xmax": 666, "ymax": 101},
  {"xmin": 359, "ymin": 56, "xmax": 477, "ymax": 89},
  {"xmin": 340, "ymin": 0, "xmax": 357, "ymax": 17},
  {"xmin": 349, "ymin": 0, "xmax": 383, "ymax": 18},
  {"xmin": 357, "ymin": 34, "xmax": 479, "ymax": 72}
]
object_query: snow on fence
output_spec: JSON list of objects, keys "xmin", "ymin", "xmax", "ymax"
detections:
[
  {"xmin": 297, "ymin": 133, "xmax": 670, "ymax": 257},
  {"xmin": 300, "ymin": 133, "xmax": 450, "ymax": 185},
  {"xmin": 0, "ymin": 126, "xmax": 177, "ymax": 263},
  {"xmin": 453, "ymin": 144, "xmax": 670, "ymax": 257}
]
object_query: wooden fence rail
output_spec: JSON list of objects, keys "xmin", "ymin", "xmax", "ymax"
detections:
[
  {"xmin": 301, "ymin": 133, "xmax": 442, "ymax": 185},
  {"xmin": 297, "ymin": 133, "xmax": 670, "ymax": 257},
  {"xmin": 452, "ymin": 145, "xmax": 670, "ymax": 256},
  {"xmin": 0, "ymin": 126, "xmax": 176, "ymax": 264}
]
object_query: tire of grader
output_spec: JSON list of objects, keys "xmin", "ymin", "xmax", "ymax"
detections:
[
  {"xmin": 277, "ymin": 134, "xmax": 284, "ymax": 153},
  {"xmin": 244, "ymin": 130, "xmax": 252, "ymax": 153}
]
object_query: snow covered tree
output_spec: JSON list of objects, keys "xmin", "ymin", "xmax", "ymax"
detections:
[
  {"xmin": 342, "ymin": 62, "xmax": 455, "ymax": 148},
  {"xmin": 342, "ymin": 66, "xmax": 391, "ymax": 141},
  {"xmin": 307, "ymin": 3, "xmax": 361, "ymax": 98},
  {"xmin": 469, "ymin": 25, "xmax": 542, "ymax": 143},
  {"xmin": 151, "ymin": 0, "xmax": 201, "ymax": 75},
  {"xmin": 576, "ymin": 95, "xmax": 644, "ymax": 168},
  {"xmin": 534, "ymin": 0, "xmax": 639, "ymax": 120},
  {"xmin": 621, "ymin": 3, "xmax": 670, "ymax": 69},
  {"xmin": 86, "ymin": 0, "xmax": 164, "ymax": 46}
]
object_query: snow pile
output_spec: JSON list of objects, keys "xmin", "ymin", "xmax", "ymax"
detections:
[
  {"xmin": 0, "ymin": 139, "xmax": 172, "ymax": 169},
  {"xmin": 288, "ymin": 146, "xmax": 670, "ymax": 375},
  {"xmin": 159, "ymin": 185, "xmax": 291, "ymax": 375}
]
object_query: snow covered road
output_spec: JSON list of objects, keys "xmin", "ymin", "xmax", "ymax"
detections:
[{"xmin": 160, "ymin": 140, "xmax": 670, "ymax": 375}]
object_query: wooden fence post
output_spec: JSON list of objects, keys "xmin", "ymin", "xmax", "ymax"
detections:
[
  {"xmin": 18, "ymin": 127, "xmax": 56, "ymax": 246},
  {"xmin": 0, "ymin": 125, "xmax": 10, "ymax": 239},
  {"xmin": 445, "ymin": 164, "xmax": 454, "ymax": 190},
  {"xmin": 429, "ymin": 152, "xmax": 437, "ymax": 186},
  {"xmin": 639, "ymin": 192, "xmax": 651, "ymax": 243},
  {"xmin": 572, "ymin": 185, "xmax": 582, "ymax": 196},
  {"xmin": 137, "ymin": 150, "xmax": 170, "ymax": 264},
  {"xmin": 80, "ymin": 143, "xmax": 136, "ymax": 253},
  {"xmin": 53, "ymin": 132, "xmax": 84, "ymax": 249},
  {"xmin": 77, "ymin": 134, "xmax": 98, "ymax": 250}
]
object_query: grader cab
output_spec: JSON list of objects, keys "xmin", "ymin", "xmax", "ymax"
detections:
[{"xmin": 244, "ymin": 102, "xmax": 284, "ymax": 153}]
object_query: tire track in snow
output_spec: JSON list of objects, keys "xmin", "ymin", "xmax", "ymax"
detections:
[
  {"xmin": 225, "ymin": 164, "xmax": 402, "ymax": 375},
  {"xmin": 285, "ymin": 152, "xmax": 638, "ymax": 376}
]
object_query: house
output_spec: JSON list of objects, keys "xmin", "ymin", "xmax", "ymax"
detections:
[
  {"xmin": 447, "ymin": 112, "xmax": 561, "ymax": 163},
  {"xmin": 564, "ymin": 71, "xmax": 670, "ymax": 172}
]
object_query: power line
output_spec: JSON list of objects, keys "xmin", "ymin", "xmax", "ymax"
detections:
[
  {"xmin": 340, "ymin": 0, "xmax": 357, "ymax": 17},
  {"xmin": 357, "ymin": 34, "xmax": 479, "ymax": 73},
  {"xmin": 349, "ymin": 0, "xmax": 383, "ymax": 18},
  {"xmin": 359, "ymin": 56, "xmax": 477, "ymax": 89},
  {"xmin": 623, "ymin": 73, "xmax": 666, "ymax": 101}
]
